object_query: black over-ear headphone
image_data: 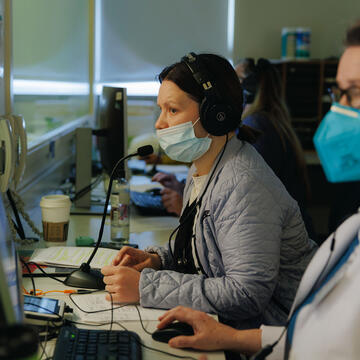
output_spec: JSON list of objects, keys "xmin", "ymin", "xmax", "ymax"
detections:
[{"xmin": 181, "ymin": 52, "xmax": 240, "ymax": 136}]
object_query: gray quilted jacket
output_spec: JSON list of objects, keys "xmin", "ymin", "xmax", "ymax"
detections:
[{"xmin": 141, "ymin": 136, "xmax": 317, "ymax": 329}]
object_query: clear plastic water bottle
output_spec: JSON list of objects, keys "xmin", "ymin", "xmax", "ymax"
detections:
[{"xmin": 110, "ymin": 175, "xmax": 130, "ymax": 243}]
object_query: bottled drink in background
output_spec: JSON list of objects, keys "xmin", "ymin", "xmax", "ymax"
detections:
[{"xmin": 110, "ymin": 176, "xmax": 130, "ymax": 242}]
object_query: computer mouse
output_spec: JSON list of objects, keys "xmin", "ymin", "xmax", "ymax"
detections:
[
  {"xmin": 151, "ymin": 322, "xmax": 194, "ymax": 343},
  {"xmin": 145, "ymin": 187, "xmax": 163, "ymax": 196}
]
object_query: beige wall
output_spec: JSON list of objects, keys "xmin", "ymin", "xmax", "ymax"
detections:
[{"xmin": 233, "ymin": 0, "xmax": 360, "ymax": 61}]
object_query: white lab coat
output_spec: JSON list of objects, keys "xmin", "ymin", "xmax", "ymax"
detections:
[{"xmin": 261, "ymin": 211, "xmax": 360, "ymax": 360}]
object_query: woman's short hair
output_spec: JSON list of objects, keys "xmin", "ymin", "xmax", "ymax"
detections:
[
  {"xmin": 158, "ymin": 53, "xmax": 260, "ymax": 143},
  {"xmin": 158, "ymin": 54, "xmax": 243, "ymax": 132}
]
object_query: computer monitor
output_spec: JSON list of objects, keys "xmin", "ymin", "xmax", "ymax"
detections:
[
  {"xmin": 70, "ymin": 87, "xmax": 128, "ymax": 215},
  {"xmin": 0, "ymin": 193, "xmax": 23, "ymax": 325},
  {"xmin": 96, "ymin": 86, "xmax": 128, "ymax": 176}
]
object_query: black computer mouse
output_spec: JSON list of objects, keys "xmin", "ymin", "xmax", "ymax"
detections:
[
  {"xmin": 152, "ymin": 322, "xmax": 194, "ymax": 343},
  {"xmin": 145, "ymin": 187, "xmax": 163, "ymax": 196}
]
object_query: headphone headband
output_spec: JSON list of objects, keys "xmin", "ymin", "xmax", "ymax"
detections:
[
  {"xmin": 180, "ymin": 52, "xmax": 240, "ymax": 136},
  {"xmin": 181, "ymin": 52, "xmax": 219, "ymax": 102}
]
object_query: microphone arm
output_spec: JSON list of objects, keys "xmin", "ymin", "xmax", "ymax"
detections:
[{"xmin": 64, "ymin": 145, "xmax": 153, "ymax": 289}]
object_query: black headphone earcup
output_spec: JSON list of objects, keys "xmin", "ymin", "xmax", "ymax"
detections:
[{"xmin": 200, "ymin": 98, "xmax": 240, "ymax": 136}]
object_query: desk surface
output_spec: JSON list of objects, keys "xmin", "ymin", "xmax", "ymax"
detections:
[
  {"xmin": 22, "ymin": 175, "xmax": 224, "ymax": 359},
  {"xmin": 23, "ymin": 278, "xmax": 224, "ymax": 360}
]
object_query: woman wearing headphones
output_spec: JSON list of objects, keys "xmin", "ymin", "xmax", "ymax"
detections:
[
  {"xmin": 239, "ymin": 58, "xmax": 317, "ymax": 242},
  {"xmin": 101, "ymin": 53, "xmax": 317, "ymax": 329}
]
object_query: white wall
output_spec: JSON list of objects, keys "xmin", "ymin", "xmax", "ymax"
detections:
[{"xmin": 233, "ymin": 0, "xmax": 360, "ymax": 61}]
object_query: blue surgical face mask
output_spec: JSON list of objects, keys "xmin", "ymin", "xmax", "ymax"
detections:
[
  {"xmin": 313, "ymin": 103, "xmax": 360, "ymax": 182},
  {"xmin": 156, "ymin": 118, "xmax": 212, "ymax": 163}
]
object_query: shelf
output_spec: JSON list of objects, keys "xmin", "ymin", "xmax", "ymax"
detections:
[{"xmin": 275, "ymin": 59, "xmax": 338, "ymax": 150}]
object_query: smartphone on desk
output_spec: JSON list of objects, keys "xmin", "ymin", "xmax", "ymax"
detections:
[{"xmin": 24, "ymin": 295, "xmax": 65, "ymax": 325}]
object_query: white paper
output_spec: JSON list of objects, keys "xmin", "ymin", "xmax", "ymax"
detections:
[
  {"xmin": 29, "ymin": 246, "xmax": 118, "ymax": 269},
  {"xmin": 71, "ymin": 292, "xmax": 165, "ymax": 322}
]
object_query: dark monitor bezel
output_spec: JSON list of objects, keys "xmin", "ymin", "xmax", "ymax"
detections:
[{"xmin": 96, "ymin": 86, "xmax": 128, "ymax": 176}]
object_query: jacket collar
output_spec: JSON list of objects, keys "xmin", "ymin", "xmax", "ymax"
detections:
[
  {"xmin": 289, "ymin": 211, "xmax": 360, "ymax": 317},
  {"xmin": 183, "ymin": 136, "xmax": 245, "ymax": 208}
]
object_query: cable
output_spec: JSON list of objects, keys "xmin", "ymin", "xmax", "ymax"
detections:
[
  {"xmin": 109, "ymin": 291, "xmax": 114, "ymax": 332},
  {"xmin": 20, "ymin": 257, "xmax": 36, "ymax": 296},
  {"xmin": 26, "ymin": 264, "xmax": 65, "ymax": 283},
  {"xmin": 67, "ymin": 319, "xmax": 127, "ymax": 331},
  {"xmin": 38, "ymin": 321, "xmax": 50, "ymax": 360},
  {"xmin": 25, "ymin": 261, "xmax": 66, "ymax": 284},
  {"xmin": 7, "ymin": 189, "xmax": 43, "ymax": 238},
  {"xmin": 6, "ymin": 188, "xmax": 26, "ymax": 239},
  {"xmin": 168, "ymin": 133, "xmax": 229, "ymax": 262},
  {"xmin": 68, "ymin": 289, "xmax": 129, "ymax": 314},
  {"xmin": 69, "ymin": 291, "xmax": 198, "ymax": 359},
  {"xmin": 22, "ymin": 287, "xmax": 82, "ymax": 297},
  {"xmin": 70, "ymin": 174, "xmax": 103, "ymax": 202},
  {"xmin": 134, "ymin": 305, "xmax": 153, "ymax": 336},
  {"xmin": 68, "ymin": 318, "xmax": 197, "ymax": 360}
]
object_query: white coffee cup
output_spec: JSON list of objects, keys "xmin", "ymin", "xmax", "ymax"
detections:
[{"xmin": 40, "ymin": 195, "xmax": 71, "ymax": 242}]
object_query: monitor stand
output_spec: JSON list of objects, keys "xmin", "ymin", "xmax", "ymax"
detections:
[
  {"xmin": 71, "ymin": 127, "xmax": 108, "ymax": 216},
  {"xmin": 73, "ymin": 127, "xmax": 92, "ymax": 210}
]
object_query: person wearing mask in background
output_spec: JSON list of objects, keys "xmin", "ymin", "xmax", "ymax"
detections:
[
  {"xmin": 239, "ymin": 58, "xmax": 317, "ymax": 242},
  {"xmin": 101, "ymin": 53, "xmax": 317, "ymax": 330},
  {"xmin": 154, "ymin": 21, "xmax": 360, "ymax": 360}
]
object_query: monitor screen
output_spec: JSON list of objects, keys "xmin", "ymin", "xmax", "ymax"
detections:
[
  {"xmin": 96, "ymin": 86, "xmax": 128, "ymax": 176},
  {"xmin": 0, "ymin": 193, "xmax": 23, "ymax": 325}
]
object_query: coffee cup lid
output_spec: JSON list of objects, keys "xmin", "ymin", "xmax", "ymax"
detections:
[{"xmin": 40, "ymin": 195, "xmax": 71, "ymax": 208}]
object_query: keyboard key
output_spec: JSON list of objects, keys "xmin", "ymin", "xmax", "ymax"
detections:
[
  {"xmin": 53, "ymin": 326, "xmax": 142, "ymax": 360},
  {"xmin": 130, "ymin": 191, "xmax": 169, "ymax": 216}
]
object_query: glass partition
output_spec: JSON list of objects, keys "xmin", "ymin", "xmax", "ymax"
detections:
[{"xmin": 12, "ymin": 0, "xmax": 90, "ymax": 145}]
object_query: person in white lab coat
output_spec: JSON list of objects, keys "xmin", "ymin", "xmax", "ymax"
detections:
[{"xmin": 155, "ymin": 20, "xmax": 360, "ymax": 360}]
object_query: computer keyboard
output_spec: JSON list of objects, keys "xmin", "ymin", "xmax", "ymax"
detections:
[
  {"xmin": 130, "ymin": 191, "xmax": 168, "ymax": 216},
  {"xmin": 53, "ymin": 325, "xmax": 142, "ymax": 360}
]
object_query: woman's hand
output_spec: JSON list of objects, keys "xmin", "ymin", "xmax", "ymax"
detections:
[
  {"xmin": 152, "ymin": 172, "xmax": 184, "ymax": 194},
  {"xmin": 161, "ymin": 188, "xmax": 183, "ymax": 216},
  {"xmin": 157, "ymin": 306, "xmax": 262, "ymax": 354},
  {"xmin": 111, "ymin": 246, "xmax": 161, "ymax": 271},
  {"xmin": 101, "ymin": 265, "xmax": 140, "ymax": 303}
]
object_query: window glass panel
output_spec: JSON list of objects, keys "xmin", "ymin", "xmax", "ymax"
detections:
[
  {"xmin": 12, "ymin": 0, "xmax": 90, "ymax": 144},
  {"xmin": 100, "ymin": 0, "xmax": 230, "ymax": 82}
]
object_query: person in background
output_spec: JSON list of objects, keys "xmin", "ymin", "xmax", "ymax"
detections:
[
  {"xmin": 101, "ymin": 53, "xmax": 317, "ymax": 330},
  {"xmin": 129, "ymin": 133, "xmax": 187, "ymax": 216},
  {"xmin": 154, "ymin": 21, "xmax": 360, "ymax": 360},
  {"xmin": 151, "ymin": 172, "xmax": 184, "ymax": 216},
  {"xmin": 234, "ymin": 58, "xmax": 255, "ymax": 83},
  {"xmin": 239, "ymin": 58, "xmax": 317, "ymax": 242}
]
